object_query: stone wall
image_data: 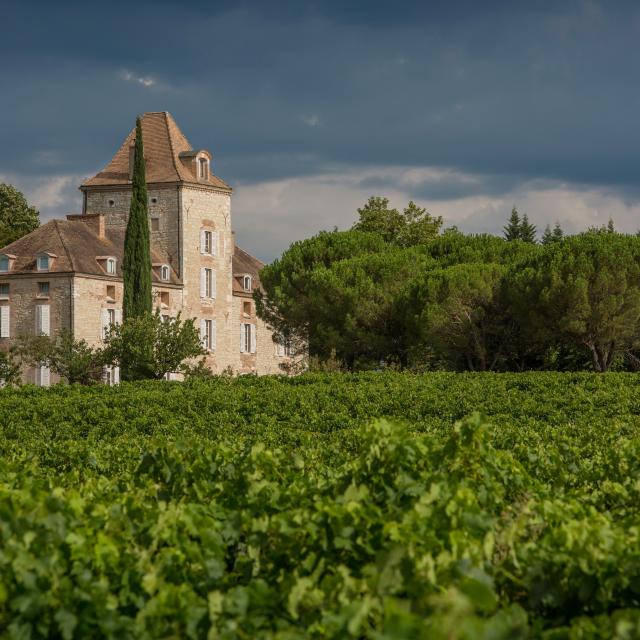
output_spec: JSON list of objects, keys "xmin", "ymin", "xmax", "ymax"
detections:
[{"xmin": 0, "ymin": 273, "xmax": 72, "ymax": 384}]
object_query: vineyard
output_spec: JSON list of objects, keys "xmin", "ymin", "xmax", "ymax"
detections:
[{"xmin": 1, "ymin": 373, "xmax": 640, "ymax": 638}]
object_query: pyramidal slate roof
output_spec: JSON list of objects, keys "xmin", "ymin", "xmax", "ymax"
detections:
[{"xmin": 81, "ymin": 112, "xmax": 231, "ymax": 191}]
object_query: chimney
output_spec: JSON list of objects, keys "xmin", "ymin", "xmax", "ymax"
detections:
[{"xmin": 67, "ymin": 213, "xmax": 106, "ymax": 239}]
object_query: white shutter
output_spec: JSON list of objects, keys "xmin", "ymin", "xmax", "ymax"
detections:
[
  {"xmin": 200, "ymin": 269, "xmax": 207, "ymax": 298},
  {"xmin": 200, "ymin": 319, "xmax": 207, "ymax": 348},
  {"xmin": 276, "ymin": 339, "xmax": 285, "ymax": 357},
  {"xmin": 211, "ymin": 270, "xmax": 217, "ymax": 298},
  {"xmin": 115, "ymin": 309, "xmax": 122, "ymax": 324},
  {"xmin": 36, "ymin": 304, "xmax": 50, "ymax": 336},
  {"xmin": 200, "ymin": 230, "xmax": 206, "ymax": 254},
  {"xmin": 101, "ymin": 308, "xmax": 110, "ymax": 339},
  {"xmin": 211, "ymin": 320, "xmax": 217, "ymax": 351},
  {"xmin": 250, "ymin": 324, "xmax": 257, "ymax": 354},
  {"xmin": 113, "ymin": 367, "xmax": 120, "ymax": 384},
  {"xmin": 37, "ymin": 365, "xmax": 50, "ymax": 388},
  {"xmin": 212, "ymin": 231, "xmax": 218, "ymax": 256},
  {"xmin": 240, "ymin": 323, "xmax": 245, "ymax": 353},
  {"xmin": 0, "ymin": 306, "xmax": 9, "ymax": 338}
]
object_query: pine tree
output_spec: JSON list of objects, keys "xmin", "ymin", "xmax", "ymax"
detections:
[
  {"xmin": 519, "ymin": 213, "xmax": 537, "ymax": 244},
  {"xmin": 607, "ymin": 217, "xmax": 615, "ymax": 233},
  {"xmin": 123, "ymin": 117, "xmax": 152, "ymax": 321},
  {"xmin": 503, "ymin": 207, "xmax": 521, "ymax": 241},
  {"xmin": 541, "ymin": 224, "xmax": 553, "ymax": 245},
  {"xmin": 552, "ymin": 221, "xmax": 564, "ymax": 242}
]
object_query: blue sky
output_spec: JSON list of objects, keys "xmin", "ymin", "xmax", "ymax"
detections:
[{"xmin": 2, "ymin": 0, "xmax": 640, "ymax": 260}]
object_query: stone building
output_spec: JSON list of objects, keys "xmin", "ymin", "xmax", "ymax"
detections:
[{"xmin": 0, "ymin": 112, "xmax": 291, "ymax": 384}]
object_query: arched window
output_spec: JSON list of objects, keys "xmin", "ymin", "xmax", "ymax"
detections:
[
  {"xmin": 161, "ymin": 265, "xmax": 170, "ymax": 281},
  {"xmin": 106, "ymin": 258, "xmax": 117, "ymax": 274},
  {"xmin": 243, "ymin": 275, "xmax": 252, "ymax": 292}
]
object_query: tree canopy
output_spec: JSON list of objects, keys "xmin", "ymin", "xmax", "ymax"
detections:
[{"xmin": 0, "ymin": 183, "xmax": 40, "ymax": 248}]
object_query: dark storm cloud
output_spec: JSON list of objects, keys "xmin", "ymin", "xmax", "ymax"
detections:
[{"xmin": 1, "ymin": 0, "xmax": 640, "ymax": 253}]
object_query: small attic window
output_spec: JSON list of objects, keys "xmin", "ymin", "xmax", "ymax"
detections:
[
  {"xmin": 106, "ymin": 258, "xmax": 117, "ymax": 274},
  {"xmin": 161, "ymin": 265, "xmax": 170, "ymax": 281},
  {"xmin": 150, "ymin": 197, "xmax": 158, "ymax": 204},
  {"xmin": 108, "ymin": 199, "xmax": 115, "ymax": 207},
  {"xmin": 198, "ymin": 157, "xmax": 209, "ymax": 180},
  {"xmin": 37, "ymin": 255, "xmax": 50, "ymax": 272},
  {"xmin": 243, "ymin": 275, "xmax": 252, "ymax": 292},
  {"xmin": 0, "ymin": 256, "xmax": 9, "ymax": 273}
]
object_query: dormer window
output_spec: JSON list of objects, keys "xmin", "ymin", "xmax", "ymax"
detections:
[
  {"xmin": 0, "ymin": 256, "xmax": 9, "ymax": 273},
  {"xmin": 198, "ymin": 157, "xmax": 209, "ymax": 180},
  {"xmin": 161, "ymin": 265, "xmax": 170, "ymax": 281},
  {"xmin": 106, "ymin": 258, "xmax": 117, "ymax": 274},
  {"xmin": 37, "ymin": 255, "xmax": 50, "ymax": 272},
  {"xmin": 243, "ymin": 275, "xmax": 252, "ymax": 292}
]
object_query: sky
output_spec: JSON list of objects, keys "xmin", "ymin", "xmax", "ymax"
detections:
[{"xmin": 1, "ymin": 0, "xmax": 640, "ymax": 261}]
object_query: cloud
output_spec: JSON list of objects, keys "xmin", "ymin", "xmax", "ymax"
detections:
[
  {"xmin": 301, "ymin": 114, "xmax": 321, "ymax": 127},
  {"xmin": 232, "ymin": 165, "xmax": 640, "ymax": 261},
  {"xmin": 120, "ymin": 70, "xmax": 157, "ymax": 88}
]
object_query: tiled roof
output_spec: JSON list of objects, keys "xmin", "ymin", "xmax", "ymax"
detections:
[
  {"xmin": 232, "ymin": 245, "xmax": 264, "ymax": 295},
  {"xmin": 81, "ymin": 112, "xmax": 231, "ymax": 191},
  {"xmin": 0, "ymin": 218, "xmax": 179, "ymax": 284}
]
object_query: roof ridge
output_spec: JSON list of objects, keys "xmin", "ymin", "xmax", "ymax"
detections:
[
  {"xmin": 163, "ymin": 112, "xmax": 183, "ymax": 181},
  {"xmin": 54, "ymin": 219, "xmax": 76, "ymax": 271}
]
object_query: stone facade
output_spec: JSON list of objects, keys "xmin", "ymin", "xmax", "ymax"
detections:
[{"xmin": 0, "ymin": 112, "xmax": 291, "ymax": 385}]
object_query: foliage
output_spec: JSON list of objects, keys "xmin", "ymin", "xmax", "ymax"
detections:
[
  {"xmin": 503, "ymin": 207, "xmax": 536, "ymax": 243},
  {"xmin": 541, "ymin": 221, "xmax": 564, "ymax": 245},
  {"xmin": 1, "ymin": 372, "xmax": 640, "ymax": 637},
  {"xmin": 14, "ymin": 330, "xmax": 104, "ymax": 385},
  {"xmin": 0, "ymin": 348, "xmax": 21, "ymax": 386},
  {"xmin": 506, "ymin": 232, "xmax": 640, "ymax": 372},
  {"xmin": 0, "ymin": 183, "xmax": 40, "ymax": 248},
  {"xmin": 123, "ymin": 117, "xmax": 152, "ymax": 321},
  {"xmin": 103, "ymin": 311, "xmax": 205, "ymax": 381},
  {"xmin": 351, "ymin": 196, "xmax": 442, "ymax": 246}
]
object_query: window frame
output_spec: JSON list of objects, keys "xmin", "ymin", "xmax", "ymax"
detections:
[
  {"xmin": 106, "ymin": 258, "xmax": 117, "ymax": 274},
  {"xmin": 37, "ymin": 255, "xmax": 50, "ymax": 272},
  {"xmin": 0, "ymin": 256, "xmax": 9, "ymax": 273},
  {"xmin": 243, "ymin": 275, "xmax": 252, "ymax": 292},
  {"xmin": 160, "ymin": 265, "xmax": 170, "ymax": 281},
  {"xmin": 0, "ymin": 283, "xmax": 9, "ymax": 300},
  {"xmin": 37, "ymin": 282, "xmax": 50, "ymax": 298}
]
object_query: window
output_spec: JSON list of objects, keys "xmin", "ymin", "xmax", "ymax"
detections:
[
  {"xmin": 0, "ymin": 284, "xmax": 9, "ymax": 300},
  {"xmin": 101, "ymin": 307, "xmax": 121, "ymax": 340},
  {"xmin": 103, "ymin": 366, "xmax": 120, "ymax": 385},
  {"xmin": 36, "ymin": 304, "xmax": 50, "ymax": 336},
  {"xmin": 151, "ymin": 218, "xmax": 160, "ymax": 232},
  {"xmin": 200, "ymin": 230, "xmax": 217, "ymax": 256},
  {"xmin": 108, "ymin": 199, "xmax": 115, "ymax": 207},
  {"xmin": 0, "ymin": 256, "xmax": 8, "ymax": 272},
  {"xmin": 161, "ymin": 265, "xmax": 170, "ymax": 281},
  {"xmin": 37, "ymin": 282, "xmax": 50, "ymax": 298},
  {"xmin": 201, "ymin": 268, "xmax": 215, "ymax": 298},
  {"xmin": 106, "ymin": 258, "xmax": 116, "ymax": 274},
  {"xmin": 275, "ymin": 336, "xmax": 292, "ymax": 357},
  {"xmin": 151, "ymin": 197, "xmax": 158, "ymax": 204},
  {"xmin": 243, "ymin": 275, "xmax": 252, "ymax": 292},
  {"xmin": 106, "ymin": 285, "xmax": 116, "ymax": 301},
  {"xmin": 240, "ymin": 323, "xmax": 256, "ymax": 354},
  {"xmin": 198, "ymin": 157, "xmax": 209, "ymax": 180},
  {"xmin": 243, "ymin": 301, "xmax": 251, "ymax": 316},
  {"xmin": 0, "ymin": 306, "xmax": 9, "ymax": 338},
  {"xmin": 159, "ymin": 291, "xmax": 169, "ymax": 308},
  {"xmin": 200, "ymin": 319, "xmax": 216, "ymax": 350},
  {"xmin": 37, "ymin": 255, "xmax": 49, "ymax": 271}
]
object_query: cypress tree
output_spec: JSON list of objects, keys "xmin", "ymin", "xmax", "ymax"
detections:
[
  {"xmin": 123, "ymin": 117, "xmax": 152, "ymax": 321},
  {"xmin": 503, "ymin": 207, "xmax": 521, "ymax": 241}
]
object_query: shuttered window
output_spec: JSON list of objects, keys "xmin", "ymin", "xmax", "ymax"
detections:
[
  {"xmin": 36, "ymin": 365, "xmax": 50, "ymax": 387},
  {"xmin": 240, "ymin": 323, "xmax": 256, "ymax": 354},
  {"xmin": 0, "ymin": 306, "xmax": 9, "ymax": 338},
  {"xmin": 200, "ymin": 268, "xmax": 215, "ymax": 298},
  {"xmin": 36, "ymin": 304, "xmax": 50, "ymax": 336}
]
